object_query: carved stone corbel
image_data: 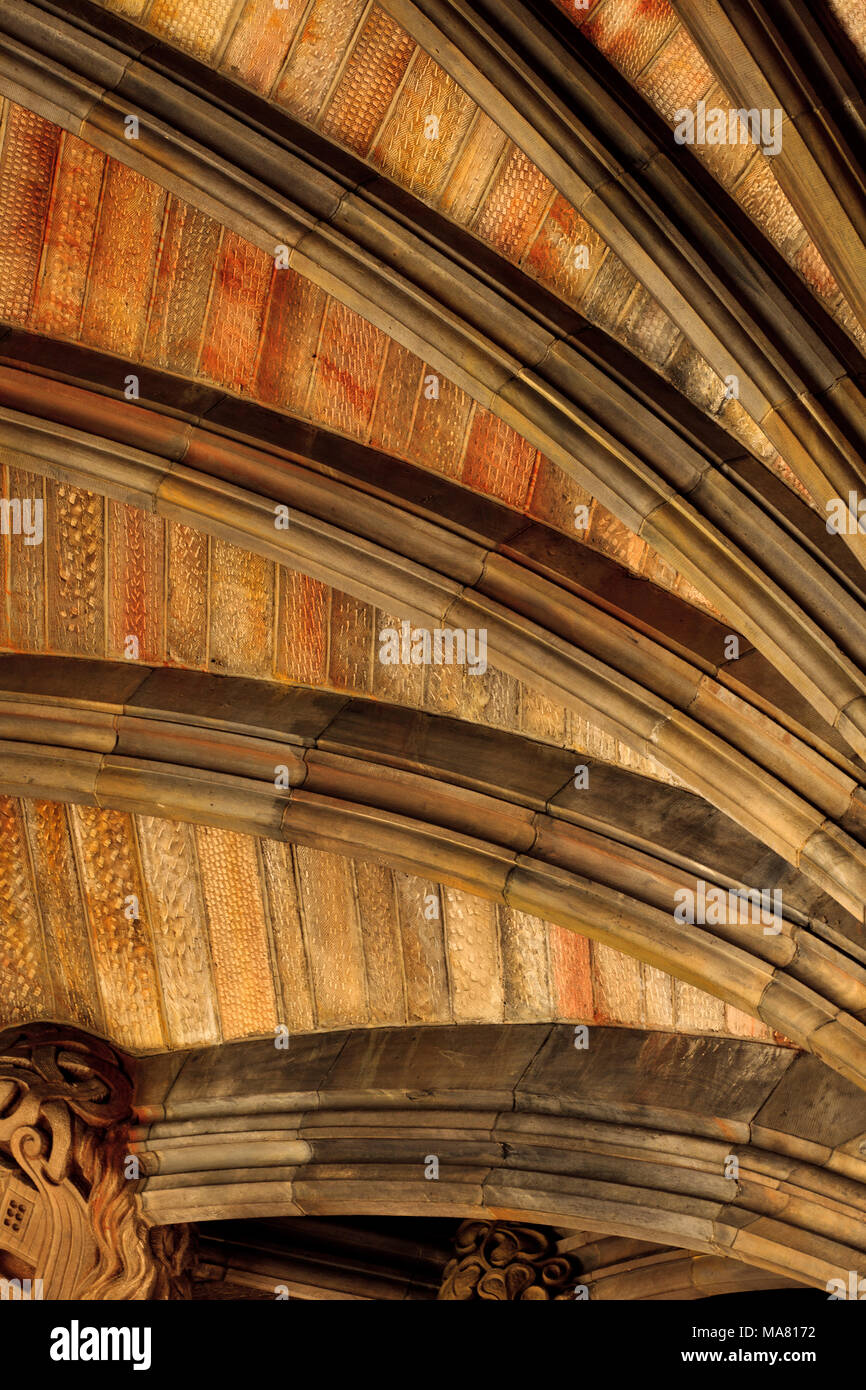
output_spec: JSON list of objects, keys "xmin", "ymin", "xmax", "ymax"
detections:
[
  {"xmin": 438, "ymin": 1219, "xmax": 580, "ymax": 1300},
  {"xmin": 0, "ymin": 1023, "xmax": 192, "ymax": 1299}
]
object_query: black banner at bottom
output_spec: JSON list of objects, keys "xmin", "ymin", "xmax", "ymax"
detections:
[{"xmin": 0, "ymin": 1287, "xmax": 857, "ymax": 1380}]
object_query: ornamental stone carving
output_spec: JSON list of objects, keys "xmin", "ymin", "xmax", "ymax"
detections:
[
  {"xmin": 0, "ymin": 1024, "xmax": 192, "ymax": 1300},
  {"xmin": 438, "ymin": 1219, "xmax": 579, "ymax": 1300}
]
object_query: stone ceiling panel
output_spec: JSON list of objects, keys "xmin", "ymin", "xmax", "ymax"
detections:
[
  {"xmin": 80, "ymin": 0, "xmax": 859, "ymax": 485},
  {"xmin": 0, "ymin": 465, "xmax": 687, "ymax": 780},
  {"xmin": 0, "ymin": 795, "xmax": 776, "ymax": 1053},
  {"xmin": 0, "ymin": 96, "xmax": 727, "ymax": 612},
  {"xmin": 553, "ymin": 0, "xmax": 864, "ymax": 347}
]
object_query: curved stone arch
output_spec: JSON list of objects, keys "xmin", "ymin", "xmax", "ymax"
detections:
[
  {"xmin": 131, "ymin": 1023, "xmax": 866, "ymax": 1291},
  {"xmin": 5, "ymin": 384, "xmax": 866, "ymax": 925},
  {"xmin": 566, "ymin": 1245, "xmax": 799, "ymax": 1300},
  {"xmin": 3, "ymin": 655, "xmax": 866, "ymax": 1085},
  {"xmin": 669, "ymin": 0, "xmax": 866, "ymax": 331},
  {"xmin": 3, "ymin": 340, "xmax": 859, "ymax": 767},
  {"xmin": 3, "ymin": 16, "xmax": 866, "ymax": 757},
  {"xmin": 2, "ymin": 2, "xmax": 865, "ymax": 1305},
  {"xmin": 31, "ymin": 0, "xmax": 866, "ymax": 513}
]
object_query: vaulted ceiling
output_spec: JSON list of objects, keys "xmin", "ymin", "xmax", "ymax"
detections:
[{"xmin": 1, "ymin": 0, "xmax": 866, "ymax": 1296}]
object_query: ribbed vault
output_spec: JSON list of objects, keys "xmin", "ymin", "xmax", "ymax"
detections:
[
  {"xmin": 1, "ymin": 0, "xmax": 865, "ymax": 1302},
  {"xmin": 11, "ymin": 654, "xmax": 866, "ymax": 1085},
  {"xmin": 2, "ymin": 21, "xmax": 866, "ymax": 761},
  {"xmin": 3, "ymin": 360, "xmax": 866, "ymax": 933}
]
